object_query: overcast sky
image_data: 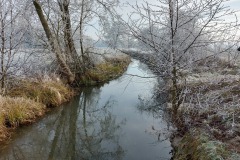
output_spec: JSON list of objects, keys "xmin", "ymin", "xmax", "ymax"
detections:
[
  {"xmin": 122, "ymin": 0, "xmax": 240, "ymax": 9},
  {"xmin": 120, "ymin": 0, "xmax": 240, "ymax": 18},
  {"xmin": 226, "ymin": 0, "xmax": 240, "ymax": 10},
  {"xmin": 87, "ymin": 0, "xmax": 240, "ymax": 39}
]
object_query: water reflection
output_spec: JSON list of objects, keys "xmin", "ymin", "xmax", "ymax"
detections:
[
  {"xmin": 137, "ymin": 86, "xmax": 172, "ymax": 149},
  {"xmin": 137, "ymin": 82, "xmax": 169, "ymax": 117},
  {"xmin": 0, "ymin": 87, "xmax": 125, "ymax": 160},
  {"xmin": 0, "ymin": 60, "xmax": 172, "ymax": 160}
]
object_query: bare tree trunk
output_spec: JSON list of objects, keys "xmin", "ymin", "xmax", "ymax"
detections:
[
  {"xmin": 169, "ymin": 0, "xmax": 179, "ymax": 115},
  {"xmin": 0, "ymin": 4, "xmax": 5, "ymax": 92},
  {"xmin": 33, "ymin": 0, "xmax": 75, "ymax": 83},
  {"xmin": 1, "ymin": 37, "xmax": 4, "ymax": 91},
  {"xmin": 171, "ymin": 66, "xmax": 178, "ymax": 115},
  {"xmin": 58, "ymin": 0, "xmax": 80, "ymax": 66},
  {"xmin": 79, "ymin": 0, "xmax": 86, "ymax": 71}
]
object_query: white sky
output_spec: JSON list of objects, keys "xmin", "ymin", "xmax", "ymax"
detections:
[
  {"xmin": 87, "ymin": 0, "xmax": 240, "ymax": 40},
  {"xmin": 121, "ymin": 0, "xmax": 240, "ymax": 22},
  {"xmin": 121, "ymin": 0, "xmax": 240, "ymax": 11},
  {"xmin": 226, "ymin": 0, "xmax": 240, "ymax": 10}
]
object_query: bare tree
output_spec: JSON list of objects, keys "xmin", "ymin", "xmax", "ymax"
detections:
[
  {"xmin": 123, "ymin": 0, "xmax": 240, "ymax": 114},
  {"xmin": 101, "ymin": 18, "xmax": 125, "ymax": 49},
  {"xmin": 32, "ymin": 0, "xmax": 120, "ymax": 84},
  {"xmin": 0, "ymin": 0, "xmax": 29, "ymax": 94},
  {"xmin": 58, "ymin": 0, "xmax": 79, "ymax": 64},
  {"xmin": 32, "ymin": 0, "xmax": 75, "ymax": 83}
]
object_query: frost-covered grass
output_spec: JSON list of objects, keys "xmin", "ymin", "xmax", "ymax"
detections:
[
  {"xmin": 173, "ymin": 129, "xmax": 239, "ymax": 160},
  {"xmin": 173, "ymin": 55, "xmax": 240, "ymax": 157},
  {"xmin": 179, "ymin": 79, "xmax": 240, "ymax": 136},
  {"xmin": 184, "ymin": 72, "xmax": 240, "ymax": 84},
  {"xmin": 86, "ymin": 48, "xmax": 130, "ymax": 65}
]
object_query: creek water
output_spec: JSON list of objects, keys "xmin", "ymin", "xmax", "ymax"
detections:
[{"xmin": 0, "ymin": 60, "xmax": 172, "ymax": 160}]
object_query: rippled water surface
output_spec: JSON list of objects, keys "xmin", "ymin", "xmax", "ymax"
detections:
[{"xmin": 0, "ymin": 60, "xmax": 172, "ymax": 160}]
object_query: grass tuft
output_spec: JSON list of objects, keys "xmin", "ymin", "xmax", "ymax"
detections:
[
  {"xmin": 8, "ymin": 80, "xmax": 73, "ymax": 107},
  {"xmin": 0, "ymin": 96, "xmax": 45, "ymax": 141},
  {"xmin": 174, "ymin": 130, "xmax": 230, "ymax": 160},
  {"xmin": 0, "ymin": 112, "xmax": 7, "ymax": 141},
  {"xmin": 80, "ymin": 56, "xmax": 131, "ymax": 85}
]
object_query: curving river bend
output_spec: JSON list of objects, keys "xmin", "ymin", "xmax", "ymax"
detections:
[{"xmin": 0, "ymin": 60, "xmax": 172, "ymax": 160}]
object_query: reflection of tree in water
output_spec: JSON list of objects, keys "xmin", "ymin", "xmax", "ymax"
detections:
[
  {"xmin": 137, "ymin": 62, "xmax": 149, "ymax": 72},
  {"xmin": 137, "ymin": 83, "xmax": 168, "ymax": 117},
  {"xmin": 77, "ymin": 87, "xmax": 125, "ymax": 160},
  {"xmin": 137, "ymin": 84, "xmax": 172, "ymax": 144},
  {"xmin": 0, "ymin": 87, "xmax": 125, "ymax": 160}
]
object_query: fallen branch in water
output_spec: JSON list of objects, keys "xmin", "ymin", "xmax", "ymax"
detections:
[{"xmin": 125, "ymin": 74, "xmax": 157, "ymax": 78}]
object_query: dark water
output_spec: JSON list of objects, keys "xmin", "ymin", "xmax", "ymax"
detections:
[{"xmin": 0, "ymin": 60, "xmax": 172, "ymax": 160}]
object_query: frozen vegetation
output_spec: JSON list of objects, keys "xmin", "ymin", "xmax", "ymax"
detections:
[{"xmin": 0, "ymin": 0, "xmax": 240, "ymax": 159}]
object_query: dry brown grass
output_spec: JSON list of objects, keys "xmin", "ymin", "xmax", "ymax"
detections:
[
  {"xmin": 81, "ymin": 56, "xmax": 131, "ymax": 85},
  {"xmin": 0, "ymin": 96, "xmax": 45, "ymax": 141},
  {"xmin": 8, "ymin": 80, "xmax": 73, "ymax": 107},
  {"xmin": 0, "ymin": 112, "xmax": 7, "ymax": 141},
  {"xmin": 0, "ymin": 78, "xmax": 74, "ymax": 142}
]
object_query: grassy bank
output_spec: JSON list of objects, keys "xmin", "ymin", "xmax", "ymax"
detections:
[
  {"xmin": 171, "ymin": 56, "xmax": 240, "ymax": 159},
  {"xmin": 80, "ymin": 56, "xmax": 131, "ymax": 85},
  {"xmin": 0, "ymin": 79, "xmax": 72, "ymax": 142},
  {"xmin": 0, "ymin": 97, "xmax": 45, "ymax": 140},
  {"xmin": 8, "ymin": 80, "xmax": 74, "ymax": 107},
  {"xmin": 0, "ymin": 55, "xmax": 131, "ymax": 142},
  {"xmin": 173, "ymin": 129, "xmax": 240, "ymax": 160}
]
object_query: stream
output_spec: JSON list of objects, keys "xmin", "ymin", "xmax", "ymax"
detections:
[{"xmin": 0, "ymin": 59, "xmax": 172, "ymax": 160}]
